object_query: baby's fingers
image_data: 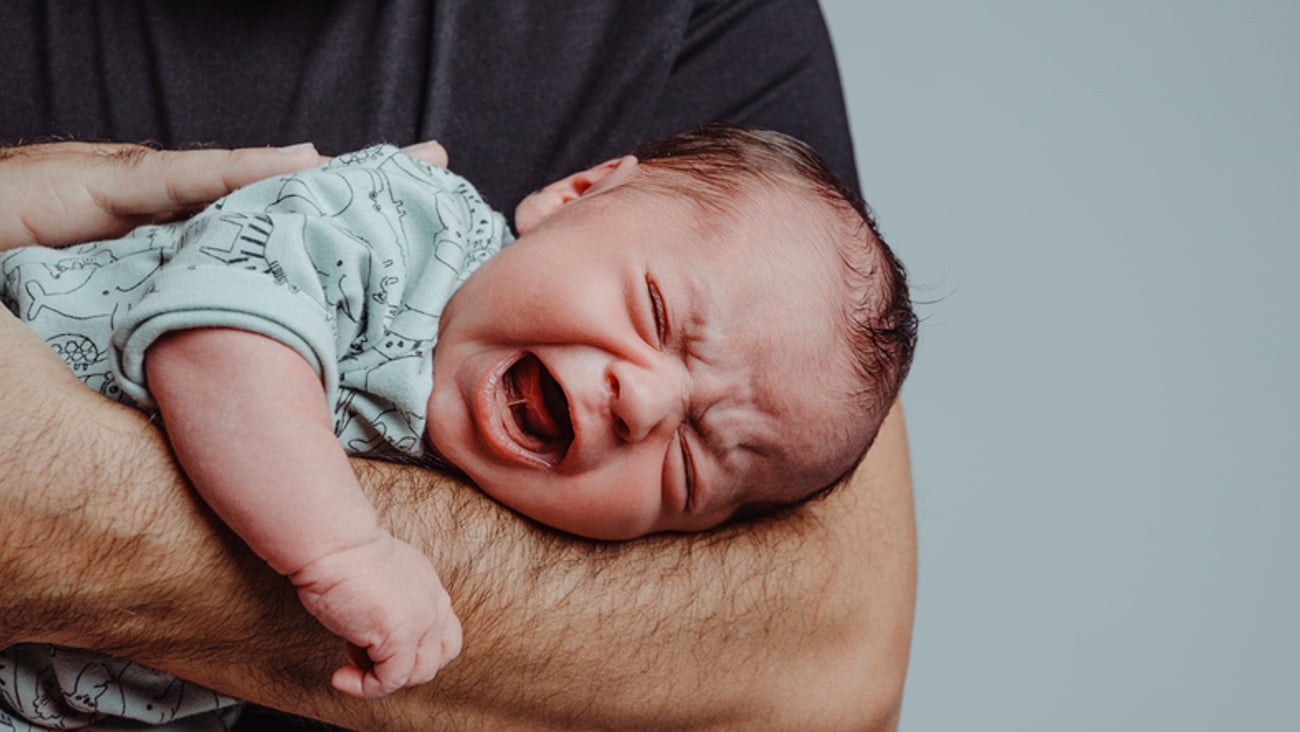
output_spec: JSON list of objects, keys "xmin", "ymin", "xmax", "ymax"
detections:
[
  {"xmin": 330, "ymin": 617, "xmax": 463, "ymax": 698},
  {"xmin": 404, "ymin": 612, "xmax": 464, "ymax": 691},
  {"xmin": 438, "ymin": 610, "xmax": 464, "ymax": 666},
  {"xmin": 331, "ymin": 648, "xmax": 412, "ymax": 700},
  {"xmin": 330, "ymin": 663, "xmax": 371, "ymax": 699}
]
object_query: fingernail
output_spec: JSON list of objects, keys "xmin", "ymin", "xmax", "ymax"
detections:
[{"xmin": 278, "ymin": 142, "xmax": 317, "ymax": 154}]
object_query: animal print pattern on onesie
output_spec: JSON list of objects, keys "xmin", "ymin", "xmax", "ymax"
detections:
[{"xmin": 0, "ymin": 145, "xmax": 510, "ymax": 729}]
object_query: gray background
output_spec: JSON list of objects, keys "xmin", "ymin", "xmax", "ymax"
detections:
[{"xmin": 819, "ymin": 1, "xmax": 1299, "ymax": 730}]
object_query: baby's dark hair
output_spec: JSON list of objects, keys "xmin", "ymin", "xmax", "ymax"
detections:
[{"xmin": 628, "ymin": 123, "xmax": 918, "ymax": 505}]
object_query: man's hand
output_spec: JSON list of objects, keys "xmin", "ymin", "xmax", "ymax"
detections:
[
  {"xmin": 291, "ymin": 529, "xmax": 463, "ymax": 699},
  {"xmin": 0, "ymin": 142, "xmax": 325, "ymax": 248},
  {"xmin": 0, "ymin": 140, "xmax": 449, "ymax": 250}
]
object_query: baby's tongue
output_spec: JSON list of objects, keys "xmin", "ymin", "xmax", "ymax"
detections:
[{"xmin": 513, "ymin": 355, "xmax": 567, "ymax": 440}]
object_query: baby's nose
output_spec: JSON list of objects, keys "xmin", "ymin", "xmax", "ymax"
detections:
[{"xmin": 607, "ymin": 358, "xmax": 686, "ymax": 443}]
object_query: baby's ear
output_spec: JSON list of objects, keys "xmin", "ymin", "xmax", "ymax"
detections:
[{"xmin": 514, "ymin": 156, "xmax": 639, "ymax": 233}]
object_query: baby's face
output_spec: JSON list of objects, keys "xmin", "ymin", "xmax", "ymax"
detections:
[{"xmin": 428, "ymin": 176, "xmax": 865, "ymax": 539}]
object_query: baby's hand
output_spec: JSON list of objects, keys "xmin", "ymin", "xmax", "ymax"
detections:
[{"xmin": 290, "ymin": 530, "xmax": 463, "ymax": 699}]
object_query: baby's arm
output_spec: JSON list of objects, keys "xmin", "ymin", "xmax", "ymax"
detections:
[{"xmin": 144, "ymin": 326, "xmax": 462, "ymax": 699}]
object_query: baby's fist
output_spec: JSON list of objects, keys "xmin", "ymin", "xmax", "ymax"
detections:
[{"xmin": 291, "ymin": 531, "xmax": 463, "ymax": 698}]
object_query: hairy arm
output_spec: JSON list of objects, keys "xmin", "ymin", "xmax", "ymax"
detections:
[{"xmin": 0, "ymin": 304, "xmax": 913, "ymax": 730}]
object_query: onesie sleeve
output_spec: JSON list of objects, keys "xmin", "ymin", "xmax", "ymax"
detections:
[
  {"xmin": 112, "ymin": 143, "xmax": 505, "ymax": 417},
  {"xmin": 110, "ymin": 146, "xmax": 412, "ymax": 409},
  {"xmin": 111, "ymin": 257, "xmax": 340, "ymax": 409}
]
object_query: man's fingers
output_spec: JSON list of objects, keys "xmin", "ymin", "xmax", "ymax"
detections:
[
  {"xmin": 91, "ymin": 141, "xmax": 443, "ymax": 217},
  {"xmin": 0, "ymin": 140, "xmax": 444, "ymax": 250},
  {"xmin": 1, "ymin": 142, "xmax": 324, "ymax": 248},
  {"xmin": 94, "ymin": 143, "xmax": 325, "ymax": 215},
  {"xmin": 400, "ymin": 140, "xmax": 449, "ymax": 168}
]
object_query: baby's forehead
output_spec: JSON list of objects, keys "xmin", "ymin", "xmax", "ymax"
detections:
[
  {"xmin": 691, "ymin": 181, "xmax": 848, "ymax": 263},
  {"xmin": 682, "ymin": 201, "xmax": 852, "ymax": 317}
]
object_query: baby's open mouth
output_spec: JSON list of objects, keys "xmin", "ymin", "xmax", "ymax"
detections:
[{"xmin": 503, "ymin": 353, "xmax": 573, "ymax": 463}]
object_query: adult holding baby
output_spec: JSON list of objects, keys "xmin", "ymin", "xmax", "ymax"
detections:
[{"xmin": 0, "ymin": 2, "xmax": 915, "ymax": 730}]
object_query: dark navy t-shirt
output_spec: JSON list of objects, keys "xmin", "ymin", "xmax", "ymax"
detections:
[{"xmin": 0, "ymin": 0, "xmax": 861, "ymax": 215}]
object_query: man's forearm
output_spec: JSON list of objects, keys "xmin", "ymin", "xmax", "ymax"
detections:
[
  {"xmin": 0, "ymin": 311, "xmax": 272, "ymax": 653},
  {"xmin": 0, "ymin": 309, "xmax": 914, "ymax": 730},
  {"xmin": 157, "ymin": 416, "xmax": 913, "ymax": 732},
  {"xmin": 414, "ymin": 402, "xmax": 916, "ymax": 731}
]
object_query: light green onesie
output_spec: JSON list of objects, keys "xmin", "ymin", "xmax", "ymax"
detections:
[{"xmin": 0, "ymin": 145, "xmax": 509, "ymax": 730}]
